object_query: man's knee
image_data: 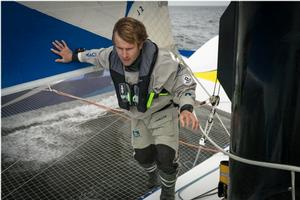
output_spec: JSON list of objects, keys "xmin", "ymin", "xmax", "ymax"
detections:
[
  {"xmin": 134, "ymin": 144, "xmax": 156, "ymax": 164},
  {"xmin": 156, "ymin": 144, "xmax": 178, "ymax": 174}
]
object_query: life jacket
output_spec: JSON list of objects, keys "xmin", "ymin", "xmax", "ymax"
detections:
[{"xmin": 109, "ymin": 39, "xmax": 158, "ymax": 113}]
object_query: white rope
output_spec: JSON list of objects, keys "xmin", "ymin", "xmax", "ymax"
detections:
[
  {"xmin": 200, "ymin": 125, "xmax": 300, "ymax": 172},
  {"xmin": 291, "ymin": 171, "xmax": 296, "ymax": 200},
  {"xmin": 192, "ymin": 104, "xmax": 219, "ymax": 167},
  {"xmin": 192, "ymin": 120, "xmax": 214, "ymax": 167},
  {"xmin": 2, "ymin": 86, "xmax": 47, "ymax": 108},
  {"xmin": 215, "ymin": 112, "xmax": 230, "ymax": 136},
  {"xmin": 47, "ymin": 85, "xmax": 130, "ymax": 120},
  {"xmin": 2, "ymin": 116, "xmax": 123, "ymax": 199},
  {"xmin": 199, "ymin": 121, "xmax": 299, "ymax": 200},
  {"xmin": 1, "ymin": 160, "xmax": 20, "ymax": 174}
]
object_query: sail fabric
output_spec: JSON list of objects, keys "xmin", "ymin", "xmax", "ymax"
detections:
[{"xmin": 2, "ymin": 1, "xmax": 175, "ymax": 95}]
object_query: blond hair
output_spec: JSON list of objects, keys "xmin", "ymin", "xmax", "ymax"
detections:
[{"xmin": 112, "ymin": 17, "xmax": 148, "ymax": 46}]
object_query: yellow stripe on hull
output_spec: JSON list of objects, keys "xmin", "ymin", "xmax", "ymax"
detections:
[{"xmin": 193, "ymin": 70, "xmax": 218, "ymax": 83}]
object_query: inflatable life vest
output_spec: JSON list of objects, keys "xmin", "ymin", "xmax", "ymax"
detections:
[{"xmin": 109, "ymin": 40, "xmax": 158, "ymax": 112}]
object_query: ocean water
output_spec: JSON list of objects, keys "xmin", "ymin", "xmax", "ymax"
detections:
[{"xmin": 169, "ymin": 6, "xmax": 227, "ymax": 50}]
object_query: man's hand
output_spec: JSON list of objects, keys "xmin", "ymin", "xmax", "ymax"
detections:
[
  {"xmin": 179, "ymin": 110, "xmax": 199, "ymax": 130},
  {"xmin": 51, "ymin": 40, "xmax": 73, "ymax": 63}
]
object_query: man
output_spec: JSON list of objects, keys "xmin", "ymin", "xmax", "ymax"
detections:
[{"xmin": 51, "ymin": 17, "xmax": 199, "ymax": 200}]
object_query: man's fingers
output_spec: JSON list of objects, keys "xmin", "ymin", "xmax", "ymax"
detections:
[
  {"xmin": 192, "ymin": 116, "xmax": 199, "ymax": 130},
  {"xmin": 191, "ymin": 114, "xmax": 199, "ymax": 130},
  {"xmin": 180, "ymin": 115, "xmax": 185, "ymax": 128},
  {"xmin": 52, "ymin": 41, "xmax": 62, "ymax": 50},
  {"xmin": 53, "ymin": 40, "xmax": 66, "ymax": 50},
  {"xmin": 180, "ymin": 111, "xmax": 199, "ymax": 130},
  {"xmin": 51, "ymin": 48, "xmax": 60, "ymax": 55},
  {"xmin": 54, "ymin": 40, "xmax": 65, "ymax": 49},
  {"xmin": 61, "ymin": 40, "xmax": 68, "ymax": 48},
  {"xmin": 186, "ymin": 115, "xmax": 191, "ymax": 128},
  {"xmin": 55, "ymin": 58, "xmax": 65, "ymax": 63}
]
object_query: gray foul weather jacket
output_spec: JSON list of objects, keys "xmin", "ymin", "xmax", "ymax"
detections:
[{"xmin": 76, "ymin": 41, "xmax": 196, "ymax": 119}]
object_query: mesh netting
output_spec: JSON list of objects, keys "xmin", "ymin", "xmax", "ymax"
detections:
[{"xmin": 1, "ymin": 73, "xmax": 230, "ymax": 200}]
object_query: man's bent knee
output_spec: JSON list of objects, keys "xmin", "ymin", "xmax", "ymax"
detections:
[
  {"xmin": 156, "ymin": 144, "xmax": 178, "ymax": 174},
  {"xmin": 133, "ymin": 144, "xmax": 156, "ymax": 164}
]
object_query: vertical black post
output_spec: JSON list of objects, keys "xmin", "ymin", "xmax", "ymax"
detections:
[{"xmin": 218, "ymin": 2, "xmax": 300, "ymax": 199}]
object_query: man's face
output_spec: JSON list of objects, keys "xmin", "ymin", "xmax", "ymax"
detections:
[{"xmin": 114, "ymin": 32, "xmax": 142, "ymax": 66}]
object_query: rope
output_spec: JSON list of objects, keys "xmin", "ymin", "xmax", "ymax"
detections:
[
  {"xmin": 198, "ymin": 123, "xmax": 299, "ymax": 200},
  {"xmin": 199, "ymin": 125, "xmax": 300, "ymax": 172},
  {"xmin": 2, "ymin": 86, "xmax": 47, "ymax": 108},
  {"xmin": 190, "ymin": 187, "xmax": 218, "ymax": 200},
  {"xmin": 47, "ymin": 87, "xmax": 221, "ymax": 155},
  {"xmin": 215, "ymin": 112, "xmax": 230, "ymax": 136},
  {"xmin": 292, "ymin": 171, "xmax": 296, "ymax": 200},
  {"xmin": 176, "ymin": 166, "xmax": 219, "ymax": 200},
  {"xmin": 179, "ymin": 141, "xmax": 219, "ymax": 154},
  {"xmin": 192, "ymin": 120, "xmax": 214, "ymax": 167},
  {"xmin": 47, "ymin": 86, "xmax": 130, "ymax": 120},
  {"xmin": 1, "ymin": 160, "xmax": 21, "ymax": 174},
  {"xmin": 2, "ymin": 116, "xmax": 123, "ymax": 199}
]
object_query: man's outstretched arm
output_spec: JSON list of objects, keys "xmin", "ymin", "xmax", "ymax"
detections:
[{"xmin": 51, "ymin": 40, "xmax": 112, "ymax": 70}]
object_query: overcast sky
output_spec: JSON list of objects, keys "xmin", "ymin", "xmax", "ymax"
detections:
[{"xmin": 168, "ymin": 1, "xmax": 230, "ymax": 6}]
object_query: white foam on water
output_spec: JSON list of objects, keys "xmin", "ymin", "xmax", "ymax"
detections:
[{"xmin": 2, "ymin": 94, "xmax": 118, "ymax": 164}]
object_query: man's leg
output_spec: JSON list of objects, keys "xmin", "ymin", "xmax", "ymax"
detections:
[
  {"xmin": 149, "ymin": 107, "xmax": 180, "ymax": 200},
  {"xmin": 134, "ymin": 145, "xmax": 159, "ymax": 189},
  {"xmin": 131, "ymin": 118, "xmax": 158, "ymax": 189},
  {"xmin": 156, "ymin": 144, "xmax": 179, "ymax": 200}
]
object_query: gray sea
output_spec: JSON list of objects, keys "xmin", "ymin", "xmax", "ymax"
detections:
[{"xmin": 169, "ymin": 6, "xmax": 227, "ymax": 50}]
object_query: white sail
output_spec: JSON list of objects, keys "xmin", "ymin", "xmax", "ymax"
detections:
[
  {"xmin": 128, "ymin": 2, "xmax": 175, "ymax": 49},
  {"xmin": 3, "ymin": 1, "xmax": 176, "ymax": 96}
]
